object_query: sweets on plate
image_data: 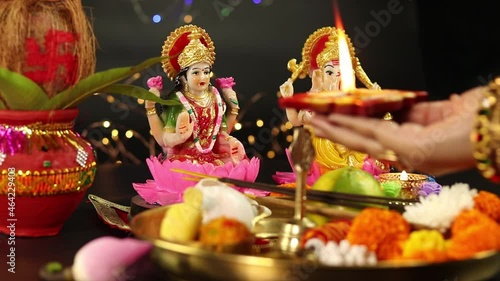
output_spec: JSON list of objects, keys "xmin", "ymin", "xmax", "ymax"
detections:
[{"xmin": 199, "ymin": 217, "xmax": 253, "ymax": 253}]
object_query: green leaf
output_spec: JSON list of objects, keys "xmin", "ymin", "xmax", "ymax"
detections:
[
  {"xmin": 0, "ymin": 67, "xmax": 48, "ymax": 110},
  {"xmin": 86, "ymin": 84, "xmax": 181, "ymax": 107},
  {"xmin": 39, "ymin": 56, "xmax": 168, "ymax": 110}
]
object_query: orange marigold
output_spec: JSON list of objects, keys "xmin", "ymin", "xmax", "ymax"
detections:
[
  {"xmin": 473, "ymin": 191, "xmax": 500, "ymax": 223},
  {"xmin": 448, "ymin": 210, "xmax": 500, "ymax": 260},
  {"xmin": 451, "ymin": 209, "xmax": 495, "ymax": 235},
  {"xmin": 271, "ymin": 183, "xmax": 311, "ymax": 197},
  {"xmin": 347, "ymin": 208, "xmax": 410, "ymax": 260}
]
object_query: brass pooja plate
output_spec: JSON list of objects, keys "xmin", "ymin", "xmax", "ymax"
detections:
[{"xmin": 130, "ymin": 201, "xmax": 500, "ymax": 281}]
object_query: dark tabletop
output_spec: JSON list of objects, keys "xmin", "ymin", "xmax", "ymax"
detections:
[{"xmin": 1, "ymin": 159, "xmax": 499, "ymax": 281}]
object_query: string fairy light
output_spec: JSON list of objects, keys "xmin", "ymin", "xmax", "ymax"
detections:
[{"xmin": 128, "ymin": 0, "xmax": 197, "ymax": 24}]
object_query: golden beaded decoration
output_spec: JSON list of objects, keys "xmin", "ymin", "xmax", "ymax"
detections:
[{"xmin": 471, "ymin": 77, "xmax": 500, "ymax": 182}]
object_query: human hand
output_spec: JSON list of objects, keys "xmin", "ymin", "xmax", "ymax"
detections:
[
  {"xmin": 305, "ymin": 86, "xmax": 485, "ymax": 176},
  {"xmin": 279, "ymin": 78, "xmax": 294, "ymax": 98}
]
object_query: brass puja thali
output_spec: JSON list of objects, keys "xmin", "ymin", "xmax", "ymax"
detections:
[{"xmin": 130, "ymin": 199, "xmax": 500, "ymax": 281}]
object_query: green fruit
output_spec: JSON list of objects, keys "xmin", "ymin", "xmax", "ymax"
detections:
[
  {"xmin": 332, "ymin": 167, "xmax": 384, "ymax": 197},
  {"xmin": 311, "ymin": 167, "xmax": 346, "ymax": 191},
  {"xmin": 312, "ymin": 166, "xmax": 383, "ymax": 194}
]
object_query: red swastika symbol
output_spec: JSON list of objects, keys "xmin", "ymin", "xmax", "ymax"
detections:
[{"xmin": 24, "ymin": 29, "xmax": 78, "ymax": 85}]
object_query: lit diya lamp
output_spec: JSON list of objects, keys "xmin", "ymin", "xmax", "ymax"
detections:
[
  {"xmin": 378, "ymin": 170, "xmax": 428, "ymax": 199},
  {"xmin": 278, "ymin": 10, "xmax": 427, "ymax": 117}
]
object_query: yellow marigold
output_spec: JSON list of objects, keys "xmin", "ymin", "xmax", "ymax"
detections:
[
  {"xmin": 448, "ymin": 210, "xmax": 500, "ymax": 260},
  {"xmin": 402, "ymin": 230, "xmax": 449, "ymax": 262},
  {"xmin": 473, "ymin": 191, "xmax": 500, "ymax": 223},
  {"xmin": 347, "ymin": 208, "xmax": 410, "ymax": 260}
]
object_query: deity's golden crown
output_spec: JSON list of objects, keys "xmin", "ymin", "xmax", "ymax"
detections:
[
  {"xmin": 286, "ymin": 26, "xmax": 376, "ymax": 89},
  {"xmin": 315, "ymin": 32, "xmax": 340, "ymax": 70},
  {"xmin": 177, "ymin": 31, "xmax": 214, "ymax": 69},
  {"xmin": 161, "ymin": 25, "xmax": 215, "ymax": 80}
]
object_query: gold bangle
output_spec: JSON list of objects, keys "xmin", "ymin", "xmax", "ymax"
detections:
[
  {"xmin": 146, "ymin": 107, "xmax": 157, "ymax": 116},
  {"xmin": 230, "ymin": 108, "xmax": 239, "ymax": 115},
  {"xmin": 472, "ymin": 78, "xmax": 500, "ymax": 182}
]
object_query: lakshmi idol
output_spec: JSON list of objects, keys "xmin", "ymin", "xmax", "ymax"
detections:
[
  {"xmin": 279, "ymin": 26, "xmax": 386, "ymax": 174},
  {"xmin": 145, "ymin": 25, "xmax": 246, "ymax": 165},
  {"xmin": 133, "ymin": 25, "xmax": 262, "ymax": 206}
]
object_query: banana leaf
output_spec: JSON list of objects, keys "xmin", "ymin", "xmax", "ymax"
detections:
[
  {"xmin": 0, "ymin": 67, "xmax": 49, "ymax": 110},
  {"xmin": 39, "ymin": 56, "xmax": 168, "ymax": 110}
]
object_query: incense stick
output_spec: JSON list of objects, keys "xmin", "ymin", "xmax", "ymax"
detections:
[{"xmin": 172, "ymin": 168, "xmax": 417, "ymax": 211}]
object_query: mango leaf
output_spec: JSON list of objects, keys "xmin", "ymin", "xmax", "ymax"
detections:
[
  {"xmin": 39, "ymin": 56, "xmax": 168, "ymax": 110},
  {"xmin": 69, "ymin": 84, "xmax": 180, "ymax": 108},
  {"xmin": 0, "ymin": 67, "xmax": 48, "ymax": 110}
]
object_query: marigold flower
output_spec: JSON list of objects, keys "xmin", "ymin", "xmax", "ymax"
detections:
[
  {"xmin": 473, "ymin": 191, "xmax": 500, "ymax": 223},
  {"xmin": 402, "ymin": 230, "xmax": 449, "ymax": 262},
  {"xmin": 448, "ymin": 210, "xmax": 500, "ymax": 260},
  {"xmin": 271, "ymin": 182, "xmax": 311, "ymax": 197},
  {"xmin": 450, "ymin": 209, "xmax": 495, "ymax": 235},
  {"xmin": 347, "ymin": 208, "xmax": 410, "ymax": 260}
]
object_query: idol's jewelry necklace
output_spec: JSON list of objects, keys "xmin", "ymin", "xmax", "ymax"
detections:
[{"xmin": 184, "ymin": 90, "xmax": 212, "ymax": 107}]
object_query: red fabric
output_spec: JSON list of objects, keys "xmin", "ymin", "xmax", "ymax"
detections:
[
  {"xmin": 24, "ymin": 29, "xmax": 79, "ymax": 85},
  {"xmin": 309, "ymin": 35, "xmax": 331, "ymax": 71},
  {"xmin": 168, "ymin": 97, "xmax": 228, "ymax": 164}
]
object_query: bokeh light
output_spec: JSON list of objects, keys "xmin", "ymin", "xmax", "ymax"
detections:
[
  {"xmin": 125, "ymin": 130, "xmax": 134, "ymax": 138},
  {"xmin": 247, "ymin": 135, "xmax": 255, "ymax": 144},
  {"xmin": 184, "ymin": 0, "xmax": 193, "ymax": 5},
  {"xmin": 183, "ymin": 14, "xmax": 193, "ymax": 23},
  {"xmin": 152, "ymin": 14, "xmax": 162, "ymax": 23},
  {"xmin": 234, "ymin": 123, "xmax": 242, "ymax": 130},
  {"xmin": 253, "ymin": 0, "xmax": 262, "ymax": 4},
  {"xmin": 256, "ymin": 119, "xmax": 264, "ymax": 127},
  {"xmin": 102, "ymin": 121, "xmax": 111, "ymax": 128},
  {"xmin": 221, "ymin": 7, "xmax": 231, "ymax": 17},
  {"xmin": 106, "ymin": 95, "xmax": 115, "ymax": 103},
  {"xmin": 267, "ymin": 150, "xmax": 276, "ymax": 159},
  {"xmin": 111, "ymin": 129, "xmax": 119, "ymax": 141}
]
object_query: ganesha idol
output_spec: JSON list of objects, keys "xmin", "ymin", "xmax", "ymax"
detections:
[
  {"xmin": 133, "ymin": 25, "xmax": 265, "ymax": 206},
  {"xmin": 274, "ymin": 26, "xmax": 390, "ymax": 185}
]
